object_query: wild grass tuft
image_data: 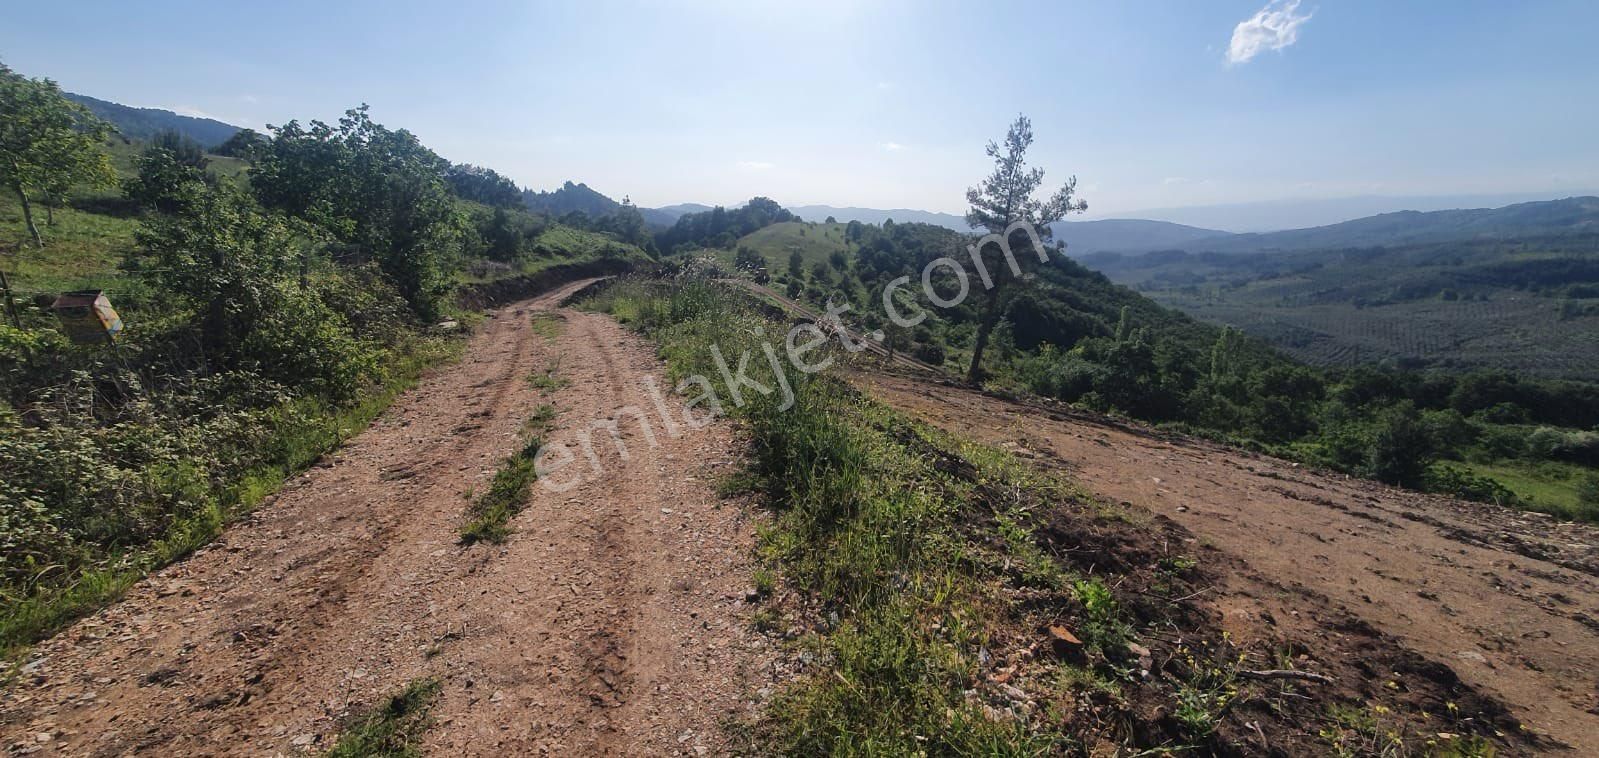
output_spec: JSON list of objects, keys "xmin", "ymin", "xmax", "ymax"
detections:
[
  {"xmin": 458, "ymin": 436, "xmax": 542, "ymax": 544},
  {"xmin": 326, "ymin": 678, "xmax": 441, "ymax": 758}
]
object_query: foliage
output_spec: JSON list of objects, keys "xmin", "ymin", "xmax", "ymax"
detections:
[
  {"xmin": 962, "ymin": 113, "xmax": 1086, "ymax": 382},
  {"xmin": 212, "ymin": 127, "xmax": 269, "ymax": 160},
  {"xmin": 444, "ymin": 163, "xmax": 521, "ymax": 207},
  {"xmin": 654, "ymin": 196, "xmax": 796, "ymax": 253},
  {"xmin": 252, "ymin": 105, "xmax": 461, "ymax": 318},
  {"xmin": 0, "ymin": 63, "xmax": 116, "ymax": 246}
]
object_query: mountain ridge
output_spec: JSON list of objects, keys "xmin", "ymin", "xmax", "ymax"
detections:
[{"xmin": 65, "ymin": 92, "xmax": 242, "ymax": 148}]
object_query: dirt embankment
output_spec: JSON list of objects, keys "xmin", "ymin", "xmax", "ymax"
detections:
[
  {"xmin": 859, "ymin": 372, "xmax": 1599, "ymax": 754},
  {"xmin": 2, "ymin": 279, "xmax": 773, "ymax": 756}
]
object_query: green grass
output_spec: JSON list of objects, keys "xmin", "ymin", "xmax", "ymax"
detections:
[
  {"xmin": 326, "ymin": 678, "xmax": 441, "ymax": 758},
  {"xmin": 585, "ymin": 275, "xmax": 1529, "ymax": 754},
  {"xmin": 0, "ymin": 201, "xmax": 140, "ymax": 295},
  {"xmin": 527, "ymin": 358, "xmax": 569, "ymax": 392},
  {"xmin": 529, "ymin": 312, "xmax": 564, "ymax": 340},
  {"xmin": 459, "ymin": 435, "xmax": 542, "ymax": 544},
  {"xmin": 729, "ymin": 220, "xmax": 850, "ymax": 270},
  {"xmin": 0, "ymin": 335, "xmax": 463, "ymax": 656},
  {"xmin": 1452, "ymin": 458, "xmax": 1596, "ymax": 520}
]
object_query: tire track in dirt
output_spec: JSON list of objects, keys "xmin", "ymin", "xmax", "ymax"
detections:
[
  {"xmin": 857, "ymin": 371, "xmax": 1599, "ymax": 753},
  {"xmin": 2, "ymin": 280, "xmax": 774, "ymax": 756}
]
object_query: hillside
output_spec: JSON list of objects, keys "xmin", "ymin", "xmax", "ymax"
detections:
[
  {"xmin": 65, "ymin": 92, "xmax": 241, "ymax": 147},
  {"xmin": 521, "ymin": 180, "xmax": 621, "ymax": 218},
  {"xmin": 1084, "ymin": 227, "xmax": 1599, "ymax": 377},
  {"xmin": 1050, "ymin": 218, "xmax": 1231, "ymax": 254},
  {"xmin": 1169, "ymin": 196, "xmax": 1599, "ymax": 254},
  {"xmin": 729, "ymin": 220, "xmax": 850, "ymax": 269}
]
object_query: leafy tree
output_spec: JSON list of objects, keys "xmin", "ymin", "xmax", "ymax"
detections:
[
  {"xmin": 150, "ymin": 129, "xmax": 208, "ymax": 169},
  {"xmin": 0, "ymin": 63, "xmax": 115, "ymax": 246},
  {"xmin": 788, "ymin": 250, "xmax": 805, "ymax": 280},
  {"xmin": 213, "ymin": 127, "xmax": 269, "ymax": 160},
  {"xmin": 598, "ymin": 195, "xmax": 650, "ymax": 248},
  {"xmin": 963, "ymin": 114, "xmax": 1086, "ymax": 383},
  {"xmin": 123, "ymin": 137, "xmax": 212, "ymax": 215},
  {"xmin": 444, "ymin": 163, "xmax": 521, "ymax": 207},
  {"xmin": 129, "ymin": 180, "xmax": 298, "ymax": 355},
  {"xmin": 1578, "ymin": 474, "xmax": 1599, "ymax": 517},
  {"xmin": 483, "ymin": 206, "xmax": 521, "ymax": 260},
  {"xmin": 828, "ymin": 249, "xmax": 848, "ymax": 272},
  {"xmin": 1365, "ymin": 401, "xmax": 1434, "ymax": 488},
  {"xmin": 252, "ymin": 106, "xmax": 460, "ymax": 318}
]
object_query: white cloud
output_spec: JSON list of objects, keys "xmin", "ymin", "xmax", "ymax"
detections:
[
  {"xmin": 169, "ymin": 105, "xmax": 219, "ymax": 119},
  {"xmin": 882, "ymin": 142, "xmax": 905, "ymax": 152},
  {"xmin": 1226, "ymin": 0, "xmax": 1312, "ymax": 65},
  {"xmin": 1162, "ymin": 176, "xmax": 1190, "ymax": 185},
  {"xmin": 736, "ymin": 160, "xmax": 774, "ymax": 171}
]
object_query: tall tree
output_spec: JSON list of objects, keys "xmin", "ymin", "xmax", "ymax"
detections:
[
  {"xmin": 963, "ymin": 114, "xmax": 1085, "ymax": 383},
  {"xmin": 0, "ymin": 64, "xmax": 114, "ymax": 246},
  {"xmin": 252, "ymin": 106, "xmax": 460, "ymax": 319}
]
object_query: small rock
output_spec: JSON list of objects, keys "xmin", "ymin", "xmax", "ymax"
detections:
[{"xmin": 290, "ymin": 733, "xmax": 315, "ymax": 746}]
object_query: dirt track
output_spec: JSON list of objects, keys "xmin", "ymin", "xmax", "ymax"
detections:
[
  {"xmin": 1, "ymin": 280, "xmax": 771, "ymax": 756},
  {"xmin": 859, "ymin": 372, "xmax": 1599, "ymax": 753}
]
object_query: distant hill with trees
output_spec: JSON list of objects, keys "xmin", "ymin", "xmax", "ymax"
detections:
[
  {"xmin": 64, "ymin": 92, "xmax": 241, "ymax": 148},
  {"xmin": 521, "ymin": 180, "xmax": 620, "ymax": 220}
]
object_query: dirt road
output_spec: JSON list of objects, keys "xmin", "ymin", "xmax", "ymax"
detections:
[
  {"xmin": 859, "ymin": 372, "xmax": 1599, "ymax": 753},
  {"xmin": 2, "ymin": 280, "xmax": 771, "ymax": 756}
]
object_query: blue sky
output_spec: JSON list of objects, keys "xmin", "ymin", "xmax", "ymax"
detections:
[{"xmin": 5, "ymin": 0, "xmax": 1598, "ymax": 218}]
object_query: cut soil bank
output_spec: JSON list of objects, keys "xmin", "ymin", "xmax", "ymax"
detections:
[
  {"xmin": 1, "ymin": 280, "xmax": 773, "ymax": 756},
  {"xmin": 859, "ymin": 370, "xmax": 1599, "ymax": 753}
]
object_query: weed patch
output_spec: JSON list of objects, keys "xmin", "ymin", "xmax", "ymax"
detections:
[
  {"xmin": 326, "ymin": 678, "xmax": 441, "ymax": 757},
  {"xmin": 458, "ymin": 435, "xmax": 541, "ymax": 544}
]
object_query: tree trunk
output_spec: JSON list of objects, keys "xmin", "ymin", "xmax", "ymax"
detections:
[
  {"xmin": 13, "ymin": 183, "xmax": 42, "ymax": 248},
  {"xmin": 966, "ymin": 285, "xmax": 1003, "ymax": 385},
  {"xmin": 45, "ymin": 203, "xmax": 54, "ymax": 226}
]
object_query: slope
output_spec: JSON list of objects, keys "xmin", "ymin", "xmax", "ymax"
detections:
[
  {"xmin": 859, "ymin": 370, "xmax": 1599, "ymax": 753},
  {"xmin": 65, "ymin": 93, "xmax": 242, "ymax": 148}
]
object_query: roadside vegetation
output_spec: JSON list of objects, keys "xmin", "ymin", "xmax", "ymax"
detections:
[
  {"xmin": 0, "ymin": 64, "xmax": 649, "ymax": 652},
  {"xmin": 699, "ymin": 209, "xmax": 1599, "ymax": 521},
  {"xmin": 587, "ymin": 273, "xmax": 1518, "ymax": 755}
]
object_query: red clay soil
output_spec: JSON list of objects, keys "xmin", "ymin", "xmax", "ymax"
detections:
[
  {"xmin": 1, "ymin": 279, "xmax": 774, "ymax": 756},
  {"xmin": 857, "ymin": 371, "xmax": 1599, "ymax": 754}
]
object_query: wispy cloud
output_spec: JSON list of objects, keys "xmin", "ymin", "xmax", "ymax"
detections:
[
  {"xmin": 1227, "ymin": 0, "xmax": 1312, "ymax": 65},
  {"xmin": 736, "ymin": 160, "xmax": 774, "ymax": 171},
  {"xmin": 882, "ymin": 142, "xmax": 905, "ymax": 152},
  {"xmin": 169, "ymin": 105, "xmax": 219, "ymax": 119}
]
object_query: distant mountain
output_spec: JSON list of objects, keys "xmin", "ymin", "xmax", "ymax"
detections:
[
  {"xmin": 790, "ymin": 205, "xmax": 971, "ymax": 230},
  {"xmin": 1102, "ymin": 191, "xmax": 1599, "ymax": 233},
  {"xmin": 640, "ymin": 203, "xmax": 711, "ymax": 229},
  {"xmin": 1050, "ymin": 219, "xmax": 1232, "ymax": 255},
  {"xmin": 66, "ymin": 93, "xmax": 242, "ymax": 148},
  {"xmin": 789, "ymin": 204, "xmax": 1229, "ymax": 255},
  {"xmin": 1174, "ymin": 196, "xmax": 1599, "ymax": 255},
  {"xmin": 522, "ymin": 181, "xmax": 621, "ymax": 219}
]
